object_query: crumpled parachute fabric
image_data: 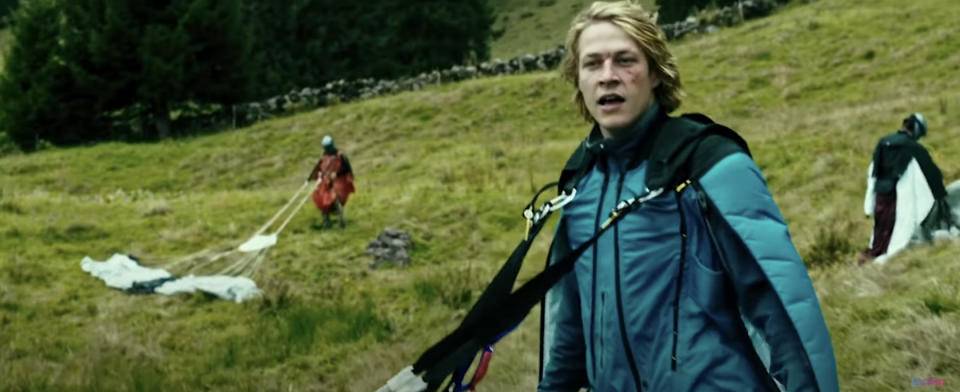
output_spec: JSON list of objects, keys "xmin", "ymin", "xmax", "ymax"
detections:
[{"xmin": 82, "ymin": 253, "xmax": 262, "ymax": 303}]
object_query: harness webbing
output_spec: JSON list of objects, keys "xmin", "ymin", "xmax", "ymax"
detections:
[{"xmin": 411, "ymin": 182, "xmax": 664, "ymax": 391}]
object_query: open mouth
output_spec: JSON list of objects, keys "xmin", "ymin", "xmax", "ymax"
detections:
[{"xmin": 597, "ymin": 94, "xmax": 625, "ymax": 106}]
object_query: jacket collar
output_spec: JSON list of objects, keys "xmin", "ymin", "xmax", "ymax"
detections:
[
  {"xmin": 582, "ymin": 100, "xmax": 662, "ymax": 158},
  {"xmin": 558, "ymin": 104, "xmax": 669, "ymax": 191}
]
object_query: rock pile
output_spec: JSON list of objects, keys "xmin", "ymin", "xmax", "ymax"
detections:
[{"xmin": 367, "ymin": 228, "xmax": 412, "ymax": 269}]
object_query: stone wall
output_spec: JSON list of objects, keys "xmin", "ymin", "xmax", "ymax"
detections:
[
  {"xmin": 214, "ymin": 0, "xmax": 794, "ymax": 128},
  {"xmin": 659, "ymin": 0, "xmax": 788, "ymax": 40},
  {"xmin": 230, "ymin": 47, "xmax": 566, "ymax": 125}
]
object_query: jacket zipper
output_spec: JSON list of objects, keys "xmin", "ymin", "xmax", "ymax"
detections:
[
  {"xmin": 671, "ymin": 188, "xmax": 688, "ymax": 371},
  {"xmin": 613, "ymin": 171, "xmax": 644, "ymax": 390},
  {"xmin": 599, "ymin": 292, "xmax": 605, "ymax": 370},
  {"xmin": 590, "ymin": 171, "xmax": 609, "ymax": 377}
]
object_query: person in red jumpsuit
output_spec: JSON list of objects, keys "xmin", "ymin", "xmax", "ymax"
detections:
[{"xmin": 307, "ymin": 135, "xmax": 355, "ymax": 230}]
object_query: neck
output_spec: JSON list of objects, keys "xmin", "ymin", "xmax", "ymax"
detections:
[
  {"xmin": 600, "ymin": 126, "xmax": 622, "ymax": 140},
  {"xmin": 601, "ymin": 101, "xmax": 660, "ymax": 143}
]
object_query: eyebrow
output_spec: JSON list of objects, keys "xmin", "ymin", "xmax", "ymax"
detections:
[{"xmin": 580, "ymin": 49, "xmax": 639, "ymax": 60}]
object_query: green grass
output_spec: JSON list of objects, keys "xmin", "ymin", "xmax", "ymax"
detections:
[
  {"xmin": 2, "ymin": 0, "xmax": 960, "ymax": 390},
  {"xmin": 488, "ymin": 0, "xmax": 656, "ymax": 59}
]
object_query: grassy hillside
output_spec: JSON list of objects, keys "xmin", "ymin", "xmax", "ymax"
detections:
[
  {"xmin": 1, "ymin": 0, "xmax": 960, "ymax": 391},
  {"xmin": 488, "ymin": 0, "xmax": 655, "ymax": 59}
]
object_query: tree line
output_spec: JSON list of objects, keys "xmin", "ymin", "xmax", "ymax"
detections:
[
  {"xmin": 0, "ymin": 0, "xmax": 731, "ymax": 151},
  {"xmin": 0, "ymin": 0, "xmax": 491, "ymax": 150},
  {"xmin": 0, "ymin": 0, "xmax": 17, "ymax": 26}
]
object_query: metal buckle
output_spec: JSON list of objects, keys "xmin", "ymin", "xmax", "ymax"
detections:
[
  {"xmin": 523, "ymin": 189, "xmax": 577, "ymax": 240},
  {"xmin": 601, "ymin": 187, "xmax": 664, "ymax": 230}
]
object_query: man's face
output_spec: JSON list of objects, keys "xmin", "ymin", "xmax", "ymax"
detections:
[{"xmin": 577, "ymin": 21, "xmax": 659, "ymax": 139}]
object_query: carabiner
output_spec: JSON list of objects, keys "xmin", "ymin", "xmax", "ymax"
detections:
[{"xmin": 600, "ymin": 187, "xmax": 664, "ymax": 230}]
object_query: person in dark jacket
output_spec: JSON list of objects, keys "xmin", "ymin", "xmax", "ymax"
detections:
[
  {"xmin": 307, "ymin": 135, "xmax": 355, "ymax": 230},
  {"xmin": 861, "ymin": 113, "xmax": 955, "ymax": 263},
  {"xmin": 539, "ymin": 2, "xmax": 838, "ymax": 391}
]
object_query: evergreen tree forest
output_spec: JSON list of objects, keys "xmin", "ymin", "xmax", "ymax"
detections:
[{"xmin": 0, "ymin": 0, "xmax": 493, "ymax": 150}]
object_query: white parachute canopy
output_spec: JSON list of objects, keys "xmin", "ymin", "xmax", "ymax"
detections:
[
  {"xmin": 238, "ymin": 233, "xmax": 278, "ymax": 252},
  {"xmin": 864, "ymin": 160, "xmax": 960, "ymax": 264},
  {"xmin": 82, "ymin": 254, "xmax": 261, "ymax": 303},
  {"xmin": 82, "ymin": 181, "xmax": 312, "ymax": 302}
]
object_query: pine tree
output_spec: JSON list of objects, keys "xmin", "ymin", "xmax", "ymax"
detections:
[
  {"xmin": 71, "ymin": 0, "xmax": 257, "ymax": 139},
  {"xmin": 0, "ymin": 0, "xmax": 105, "ymax": 150},
  {"xmin": 244, "ymin": 0, "xmax": 493, "ymax": 97},
  {"xmin": 0, "ymin": 0, "xmax": 18, "ymax": 27},
  {"xmin": 0, "ymin": 0, "xmax": 258, "ymax": 147}
]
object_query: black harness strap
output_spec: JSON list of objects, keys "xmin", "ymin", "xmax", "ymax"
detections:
[
  {"xmin": 412, "ymin": 182, "xmax": 560, "ymax": 388},
  {"xmin": 412, "ymin": 184, "xmax": 663, "ymax": 390}
]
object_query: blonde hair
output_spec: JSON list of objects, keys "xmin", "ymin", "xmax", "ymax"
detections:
[{"xmin": 562, "ymin": 1, "xmax": 684, "ymax": 121}]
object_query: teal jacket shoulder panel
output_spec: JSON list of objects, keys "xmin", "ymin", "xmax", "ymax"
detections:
[{"xmin": 697, "ymin": 153, "xmax": 840, "ymax": 392}]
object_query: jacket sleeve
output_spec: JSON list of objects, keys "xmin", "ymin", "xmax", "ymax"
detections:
[
  {"xmin": 698, "ymin": 153, "xmax": 839, "ymax": 392},
  {"xmin": 338, "ymin": 154, "xmax": 353, "ymax": 177},
  {"xmin": 911, "ymin": 145, "xmax": 946, "ymax": 198},
  {"xmin": 865, "ymin": 161, "xmax": 876, "ymax": 216},
  {"xmin": 538, "ymin": 219, "xmax": 588, "ymax": 392}
]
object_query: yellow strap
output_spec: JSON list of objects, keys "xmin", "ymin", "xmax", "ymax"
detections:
[{"xmin": 675, "ymin": 179, "xmax": 692, "ymax": 193}]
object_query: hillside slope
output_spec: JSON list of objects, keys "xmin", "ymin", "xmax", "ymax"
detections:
[
  {"xmin": 488, "ymin": 0, "xmax": 655, "ymax": 59},
  {"xmin": 1, "ymin": 0, "xmax": 959, "ymax": 390}
]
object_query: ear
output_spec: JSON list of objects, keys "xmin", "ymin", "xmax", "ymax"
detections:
[
  {"xmin": 646, "ymin": 60, "xmax": 662, "ymax": 89},
  {"xmin": 650, "ymin": 70, "xmax": 661, "ymax": 89}
]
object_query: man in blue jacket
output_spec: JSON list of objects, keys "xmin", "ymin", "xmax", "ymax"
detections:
[{"xmin": 539, "ymin": 1, "xmax": 839, "ymax": 391}]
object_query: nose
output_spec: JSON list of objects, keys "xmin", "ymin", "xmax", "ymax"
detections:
[{"xmin": 598, "ymin": 59, "xmax": 620, "ymax": 87}]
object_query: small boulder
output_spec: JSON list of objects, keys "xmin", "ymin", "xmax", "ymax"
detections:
[{"xmin": 367, "ymin": 228, "xmax": 412, "ymax": 269}]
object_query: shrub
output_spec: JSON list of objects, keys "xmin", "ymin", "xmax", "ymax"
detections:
[{"xmin": 803, "ymin": 224, "xmax": 855, "ymax": 268}]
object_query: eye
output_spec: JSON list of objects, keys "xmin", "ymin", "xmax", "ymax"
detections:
[
  {"xmin": 616, "ymin": 56, "xmax": 637, "ymax": 65},
  {"xmin": 582, "ymin": 59, "xmax": 599, "ymax": 69}
]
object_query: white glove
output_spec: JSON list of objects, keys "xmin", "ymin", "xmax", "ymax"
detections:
[{"xmin": 375, "ymin": 366, "xmax": 428, "ymax": 392}]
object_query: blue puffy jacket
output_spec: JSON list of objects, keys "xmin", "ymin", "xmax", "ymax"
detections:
[{"xmin": 538, "ymin": 108, "xmax": 839, "ymax": 392}]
